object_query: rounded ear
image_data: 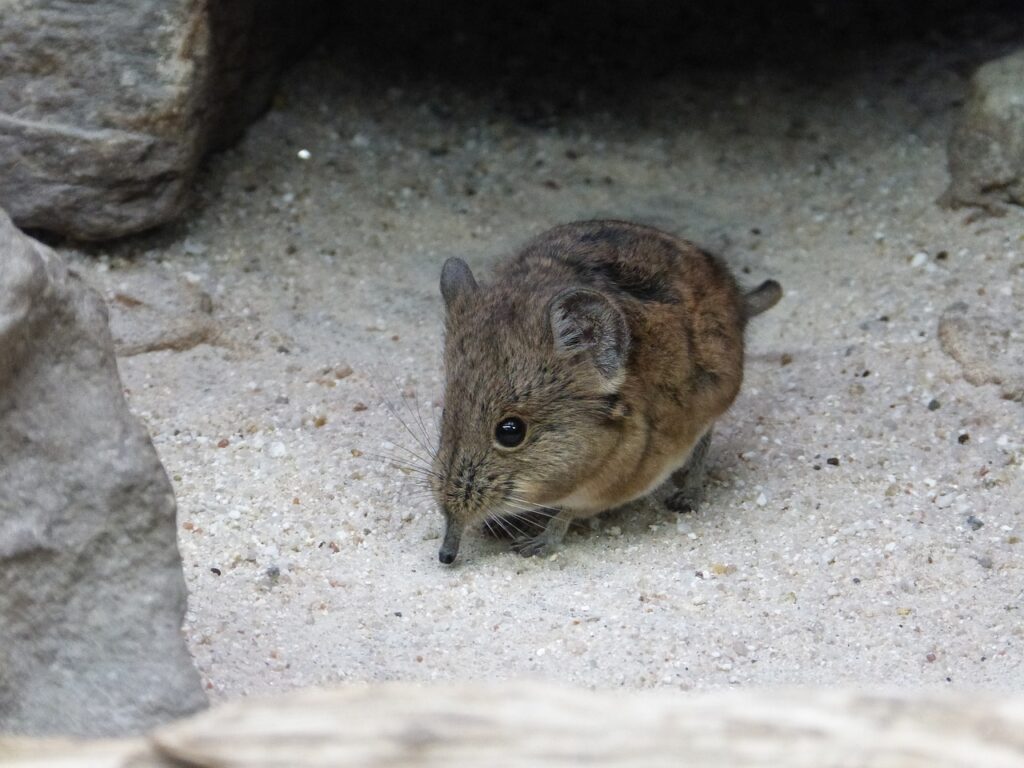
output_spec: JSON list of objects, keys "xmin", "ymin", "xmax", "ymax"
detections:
[
  {"xmin": 440, "ymin": 257, "xmax": 478, "ymax": 309},
  {"xmin": 549, "ymin": 288, "xmax": 630, "ymax": 383}
]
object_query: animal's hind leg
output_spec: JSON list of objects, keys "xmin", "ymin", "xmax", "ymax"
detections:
[{"xmin": 665, "ymin": 429, "xmax": 712, "ymax": 513}]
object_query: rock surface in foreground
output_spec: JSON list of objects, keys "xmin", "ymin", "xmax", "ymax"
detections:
[
  {"xmin": 0, "ymin": 209, "xmax": 206, "ymax": 735},
  {"xmin": 4, "ymin": 683, "xmax": 1024, "ymax": 767},
  {"xmin": 942, "ymin": 48, "xmax": 1024, "ymax": 213}
]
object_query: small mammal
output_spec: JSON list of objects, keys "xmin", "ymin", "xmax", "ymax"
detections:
[{"xmin": 431, "ymin": 220, "xmax": 781, "ymax": 564}]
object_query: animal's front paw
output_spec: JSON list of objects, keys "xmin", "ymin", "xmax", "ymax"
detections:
[
  {"xmin": 511, "ymin": 533, "xmax": 556, "ymax": 558},
  {"xmin": 665, "ymin": 489, "xmax": 701, "ymax": 514}
]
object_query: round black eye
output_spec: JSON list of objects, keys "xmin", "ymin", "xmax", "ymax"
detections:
[{"xmin": 495, "ymin": 417, "xmax": 526, "ymax": 448}]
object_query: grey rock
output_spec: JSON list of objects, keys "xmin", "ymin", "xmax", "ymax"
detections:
[
  {"xmin": 942, "ymin": 49, "xmax": 1024, "ymax": 214},
  {"xmin": 0, "ymin": 2, "xmax": 325, "ymax": 240},
  {"xmin": 0, "ymin": 1, "xmax": 206, "ymax": 240},
  {"xmin": 939, "ymin": 301, "xmax": 1024, "ymax": 402},
  {"xmin": 0, "ymin": 208, "xmax": 206, "ymax": 735}
]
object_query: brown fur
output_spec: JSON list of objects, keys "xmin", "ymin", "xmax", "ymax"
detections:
[{"xmin": 432, "ymin": 220, "xmax": 781, "ymax": 563}]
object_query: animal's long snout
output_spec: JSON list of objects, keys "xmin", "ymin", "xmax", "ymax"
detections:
[{"xmin": 438, "ymin": 520, "xmax": 462, "ymax": 564}]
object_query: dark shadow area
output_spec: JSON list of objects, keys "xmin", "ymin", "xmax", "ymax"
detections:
[
  {"xmin": 50, "ymin": 0, "xmax": 1024, "ymax": 253},
  {"xmin": 321, "ymin": 0, "xmax": 1024, "ymax": 121}
]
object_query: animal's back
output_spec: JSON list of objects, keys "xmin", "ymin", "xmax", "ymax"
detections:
[{"xmin": 499, "ymin": 220, "xmax": 747, "ymax": 412}]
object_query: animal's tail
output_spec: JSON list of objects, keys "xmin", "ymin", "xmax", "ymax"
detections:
[{"xmin": 744, "ymin": 280, "xmax": 783, "ymax": 319}]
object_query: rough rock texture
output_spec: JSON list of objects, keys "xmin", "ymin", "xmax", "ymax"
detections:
[
  {"xmin": 0, "ymin": 208, "xmax": 206, "ymax": 736},
  {"xmin": 942, "ymin": 49, "xmax": 1024, "ymax": 213},
  {"xmin": 0, "ymin": 1, "xmax": 325, "ymax": 240},
  {"xmin": 940, "ymin": 301, "xmax": 1024, "ymax": 402}
]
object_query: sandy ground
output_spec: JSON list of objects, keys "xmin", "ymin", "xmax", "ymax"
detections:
[{"xmin": 64, "ymin": 31, "xmax": 1023, "ymax": 701}]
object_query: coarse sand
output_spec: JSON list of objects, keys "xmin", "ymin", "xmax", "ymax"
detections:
[{"xmin": 64, "ymin": 31, "xmax": 1022, "ymax": 701}]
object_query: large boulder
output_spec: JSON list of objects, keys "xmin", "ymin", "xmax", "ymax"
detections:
[
  {"xmin": 0, "ymin": 208, "xmax": 206, "ymax": 735},
  {"xmin": 0, "ymin": 1, "xmax": 325, "ymax": 240},
  {"xmin": 942, "ymin": 48, "xmax": 1024, "ymax": 213}
]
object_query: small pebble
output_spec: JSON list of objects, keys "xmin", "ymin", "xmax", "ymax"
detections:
[
  {"xmin": 966, "ymin": 515, "xmax": 984, "ymax": 531},
  {"xmin": 957, "ymin": 433, "xmax": 970, "ymax": 444},
  {"xmin": 268, "ymin": 441, "xmax": 287, "ymax": 458},
  {"xmin": 927, "ymin": 399, "xmax": 941, "ymax": 411},
  {"xmin": 353, "ymin": 402, "xmax": 368, "ymax": 412},
  {"xmin": 297, "ymin": 149, "xmax": 311, "ymax": 160},
  {"xmin": 217, "ymin": 438, "xmax": 230, "ymax": 448},
  {"xmin": 826, "ymin": 457, "xmax": 840, "ymax": 466},
  {"xmin": 755, "ymin": 492, "xmax": 767, "ymax": 507}
]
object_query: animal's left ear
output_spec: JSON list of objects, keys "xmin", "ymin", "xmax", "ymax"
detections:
[
  {"xmin": 549, "ymin": 288, "xmax": 630, "ymax": 385},
  {"xmin": 440, "ymin": 257, "xmax": 478, "ymax": 310}
]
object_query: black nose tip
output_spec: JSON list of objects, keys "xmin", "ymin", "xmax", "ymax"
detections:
[{"xmin": 439, "ymin": 519, "xmax": 462, "ymax": 565}]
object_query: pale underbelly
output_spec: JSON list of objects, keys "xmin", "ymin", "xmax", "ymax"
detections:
[{"xmin": 554, "ymin": 429, "xmax": 705, "ymax": 515}]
